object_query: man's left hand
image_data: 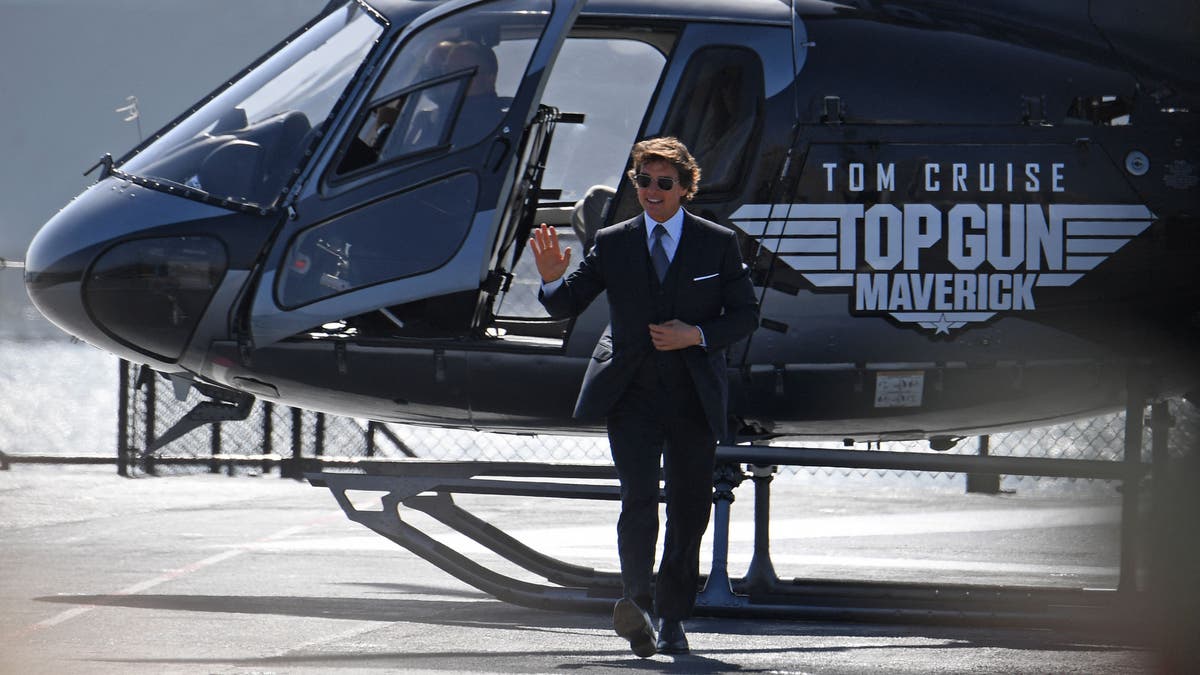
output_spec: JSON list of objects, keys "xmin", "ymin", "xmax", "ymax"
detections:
[{"xmin": 649, "ymin": 320, "xmax": 702, "ymax": 351}]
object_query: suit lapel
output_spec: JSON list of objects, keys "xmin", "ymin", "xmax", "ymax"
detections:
[
  {"xmin": 626, "ymin": 213, "xmax": 647, "ymax": 237},
  {"xmin": 623, "ymin": 214, "xmax": 656, "ymax": 297},
  {"xmin": 672, "ymin": 211, "xmax": 704, "ymax": 287}
]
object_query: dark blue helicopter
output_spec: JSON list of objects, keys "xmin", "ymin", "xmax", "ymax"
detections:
[{"xmin": 24, "ymin": 0, "xmax": 1200, "ymax": 445}]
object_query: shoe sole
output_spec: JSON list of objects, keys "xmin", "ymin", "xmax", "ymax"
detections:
[{"xmin": 612, "ymin": 600, "xmax": 656, "ymax": 658}]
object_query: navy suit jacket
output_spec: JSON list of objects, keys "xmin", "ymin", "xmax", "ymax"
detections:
[{"xmin": 539, "ymin": 210, "xmax": 759, "ymax": 439}]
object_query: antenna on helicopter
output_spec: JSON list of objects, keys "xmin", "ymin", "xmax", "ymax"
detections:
[{"xmin": 115, "ymin": 95, "xmax": 143, "ymax": 142}]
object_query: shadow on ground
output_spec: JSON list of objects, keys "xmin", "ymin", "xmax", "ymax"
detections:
[{"xmin": 39, "ymin": 580, "xmax": 1147, "ymax": 673}]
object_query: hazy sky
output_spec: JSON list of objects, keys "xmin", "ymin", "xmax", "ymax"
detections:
[{"xmin": 0, "ymin": 0, "xmax": 327, "ymax": 260}]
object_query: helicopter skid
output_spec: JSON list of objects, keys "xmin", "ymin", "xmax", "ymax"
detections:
[{"xmin": 307, "ymin": 437, "xmax": 1152, "ymax": 629}]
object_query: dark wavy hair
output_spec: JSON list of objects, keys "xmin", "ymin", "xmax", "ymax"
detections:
[{"xmin": 627, "ymin": 136, "xmax": 702, "ymax": 201}]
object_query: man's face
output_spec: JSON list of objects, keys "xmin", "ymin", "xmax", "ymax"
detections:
[
  {"xmin": 446, "ymin": 47, "xmax": 495, "ymax": 97},
  {"xmin": 634, "ymin": 159, "xmax": 687, "ymax": 224}
]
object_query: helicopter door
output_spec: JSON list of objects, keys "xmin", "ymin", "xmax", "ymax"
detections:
[{"xmin": 247, "ymin": 0, "xmax": 585, "ymax": 347}]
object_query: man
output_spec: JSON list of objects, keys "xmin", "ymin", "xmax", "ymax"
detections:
[
  {"xmin": 442, "ymin": 40, "xmax": 506, "ymax": 146},
  {"xmin": 397, "ymin": 40, "xmax": 505, "ymax": 153},
  {"xmin": 529, "ymin": 137, "xmax": 758, "ymax": 657}
]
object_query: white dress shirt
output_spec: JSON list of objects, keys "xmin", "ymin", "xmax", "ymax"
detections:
[{"xmin": 645, "ymin": 207, "xmax": 685, "ymax": 264}]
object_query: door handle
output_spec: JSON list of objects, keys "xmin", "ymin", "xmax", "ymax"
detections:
[{"xmin": 486, "ymin": 137, "xmax": 511, "ymax": 172}]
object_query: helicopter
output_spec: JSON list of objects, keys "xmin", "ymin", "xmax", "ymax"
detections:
[{"xmin": 23, "ymin": 0, "xmax": 1200, "ymax": 447}]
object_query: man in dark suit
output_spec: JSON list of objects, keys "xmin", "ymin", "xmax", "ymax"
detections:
[{"xmin": 530, "ymin": 137, "xmax": 758, "ymax": 657}]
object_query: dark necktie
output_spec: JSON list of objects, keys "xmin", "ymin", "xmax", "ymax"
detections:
[{"xmin": 650, "ymin": 223, "xmax": 670, "ymax": 282}]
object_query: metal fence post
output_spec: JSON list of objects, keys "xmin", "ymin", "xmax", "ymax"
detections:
[
  {"xmin": 117, "ymin": 360, "xmax": 130, "ymax": 476},
  {"xmin": 262, "ymin": 402, "xmax": 274, "ymax": 476},
  {"xmin": 210, "ymin": 421, "xmax": 224, "ymax": 475},
  {"xmin": 285, "ymin": 407, "xmax": 303, "ymax": 479},
  {"xmin": 1149, "ymin": 401, "xmax": 1171, "ymax": 598},
  {"xmin": 966, "ymin": 435, "xmax": 1001, "ymax": 494},
  {"xmin": 142, "ymin": 367, "xmax": 157, "ymax": 476},
  {"xmin": 1119, "ymin": 368, "xmax": 1146, "ymax": 593},
  {"xmin": 315, "ymin": 412, "xmax": 326, "ymax": 458}
]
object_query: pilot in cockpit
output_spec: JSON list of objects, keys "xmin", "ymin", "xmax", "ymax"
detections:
[
  {"xmin": 405, "ymin": 39, "xmax": 506, "ymax": 149},
  {"xmin": 392, "ymin": 40, "xmax": 459, "ymax": 148},
  {"xmin": 443, "ymin": 40, "xmax": 506, "ymax": 142},
  {"xmin": 338, "ymin": 38, "xmax": 507, "ymax": 173}
]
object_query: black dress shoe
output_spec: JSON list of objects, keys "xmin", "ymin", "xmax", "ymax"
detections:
[
  {"xmin": 612, "ymin": 598, "xmax": 656, "ymax": 658},
  {"xmin": 656, "ymin": 619, "xmax": 689, "ymax": 654}
]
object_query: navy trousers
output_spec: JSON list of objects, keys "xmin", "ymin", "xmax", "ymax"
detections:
[{"xmin": 606, "ymin": 351, "xmax": 716, "ymax": 621}]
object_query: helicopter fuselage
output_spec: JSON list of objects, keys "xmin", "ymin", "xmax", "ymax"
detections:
[{"xmin": 25, "ymin": 0, "xmax": 1200, "ymax": 441}]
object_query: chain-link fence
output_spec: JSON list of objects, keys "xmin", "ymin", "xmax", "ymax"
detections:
[
  {"xmin": 117, "ymin": 360, "xmax": 1199, "ymax": 487},
  {"xmin": 117, "ymin": 360, "xmax": 611, "ymax": 477}
]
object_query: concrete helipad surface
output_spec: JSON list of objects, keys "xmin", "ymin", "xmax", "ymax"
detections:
[{"xmin": 0, "ymin": 464, "xmax": 1189, "ymax": 674}]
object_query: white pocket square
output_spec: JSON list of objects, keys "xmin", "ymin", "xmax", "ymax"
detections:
[{"xmin": 692, "ymin": 272, "xmax": 719, "ymax": 281}]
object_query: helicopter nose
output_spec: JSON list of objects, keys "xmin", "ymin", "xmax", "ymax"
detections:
[{"xmin": 25, "ymin": 179, "xmax": 230, "ymax": 364}]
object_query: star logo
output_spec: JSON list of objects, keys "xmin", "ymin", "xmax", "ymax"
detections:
[{"xmin": 931, "ymin": 314, "xmax": 953, "ymax": 335}]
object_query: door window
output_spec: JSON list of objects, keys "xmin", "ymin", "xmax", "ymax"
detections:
[
  {"xmin": 490, "ymin": 35, "xmax": 667, "ymax": 321},
  {"xmin": 661, "ymin": 46, "xmax": 764, "ymax": 198},
  {"xmin": 334, "ymin": 0, "xmax": 550, "ymax": 176},
  {"xmin": 251, "ymin": 0, "xmax": 585, "ymax": 348},
  {"xmin": 278, "ymin": 173, "xmax": 478, "ymax": 308},
  {"xmin": 539, "ymin": 37, "xmax": 666, "ymax": 202}
]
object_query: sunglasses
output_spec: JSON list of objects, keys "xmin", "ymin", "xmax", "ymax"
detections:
[{"xmin": 632, "ymin": 173, "xmax": 680, "ymax": 191}]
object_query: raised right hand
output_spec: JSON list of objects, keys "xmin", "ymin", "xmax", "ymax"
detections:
[{"xmin": 529, "ymin": 223, "xmax": 572, "ymax": 283}]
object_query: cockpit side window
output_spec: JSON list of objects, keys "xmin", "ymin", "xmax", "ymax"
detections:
[
  {"xmin": 337, "ymin": 78, "xmax": 468, "ymax": 173},
  {"xmin": 333, "ymin": 0, "xmax": 550, "ymax": 177},
  {"xmin": 660, "ymin": 46, "xmax": 764, "ymax": 199}
]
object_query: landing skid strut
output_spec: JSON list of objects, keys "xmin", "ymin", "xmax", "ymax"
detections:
[{"xmin": 307, "ymin": 396, "xmax": 1165, "ymax": 628}]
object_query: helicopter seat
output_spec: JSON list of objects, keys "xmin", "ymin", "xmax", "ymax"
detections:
[
  {"xmin": 256, "ymin": 110, "xmax": 311, "ymax": 190},
  {"xmin": 198, "ymin": 139, "xmax": 263, "ymax": 202},
  {"xmin": 570, "ymin": 184, "xmax": 615, "ymax": 251}
]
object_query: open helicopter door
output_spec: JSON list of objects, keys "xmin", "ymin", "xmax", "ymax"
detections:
[{"xmin": 244, "ymin": 0, "xmax": 585, "ymax": 348}]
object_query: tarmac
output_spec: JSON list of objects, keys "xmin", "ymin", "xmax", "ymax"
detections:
[{"xmin": 0, "ymin": 463, "xmax": 1184, "ymax": 674}]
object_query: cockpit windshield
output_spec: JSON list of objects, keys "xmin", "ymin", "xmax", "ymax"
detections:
[{"xmin": 118, "ymin": 4, "xmax": 384, "ymax": 211}]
